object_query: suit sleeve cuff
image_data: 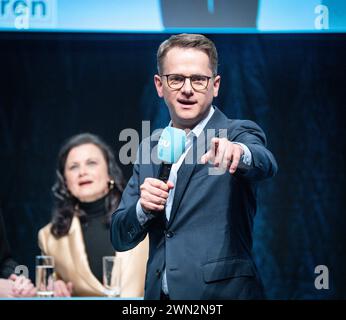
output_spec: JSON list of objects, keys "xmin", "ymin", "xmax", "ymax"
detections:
[
  {"xmin": 136, "ymin": 200, "xmax": 156, "ymax": 226},
  {"xmin": 233, "ymin": 142, "xmax": 252, "ymax": 166}
]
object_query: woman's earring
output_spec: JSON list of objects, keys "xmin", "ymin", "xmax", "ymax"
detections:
[{"xmin": 109, "ymin": 179, "xmax": 115, "ymax": 190}]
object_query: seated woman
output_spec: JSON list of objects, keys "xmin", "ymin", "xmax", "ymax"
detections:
[
  {"xmin": 38, "ymin": 133, "xmax": 148, "ymax": 297},
  {"xmin": 0, "ymin": 210, "xmax": 36, "ymax": 297}
]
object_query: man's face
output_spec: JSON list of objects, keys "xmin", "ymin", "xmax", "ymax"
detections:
[{"xmin": 154, "ymin": 47, "xmax": 221, "ymax": 130}]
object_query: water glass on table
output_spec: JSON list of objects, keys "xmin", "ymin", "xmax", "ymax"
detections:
[
  {"xmin": 103, "ymin": 255, "xmax": 121, "ymax": 297},
  {"xmin": 35, "ymin": 255, "xmax": 55, "ymax": 297}
]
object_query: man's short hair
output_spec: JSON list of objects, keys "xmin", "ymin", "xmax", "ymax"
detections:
[{"xmin": 157, "ymin": 33, "xmax": 218, "ymax": 76}]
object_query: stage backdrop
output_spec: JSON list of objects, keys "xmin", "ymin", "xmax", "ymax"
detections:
[{"xmin": 0, "ymin": 33, "xmax": 345, "ymax": 299}]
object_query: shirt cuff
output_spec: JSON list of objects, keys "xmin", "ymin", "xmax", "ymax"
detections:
[
  {"xmin": 233, "ymin": 142, "xmax": 252, "ymax": 166},
  {"xmin": 136, "ymin": 200, "xmax": 156, "ymax": 226}
]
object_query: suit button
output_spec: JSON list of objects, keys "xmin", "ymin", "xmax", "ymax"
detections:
[
  {"xmin": 166, "ymin": 231, "xmax": 174, "ymax": 238},
  {"xmin": 156, "ymin": 269, "xmax": 161, "ymax": 278}
]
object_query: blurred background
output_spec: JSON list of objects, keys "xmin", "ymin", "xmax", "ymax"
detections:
[{"xmin": 0, "ymin": 0, "xmax": 345, "ymax": 299}]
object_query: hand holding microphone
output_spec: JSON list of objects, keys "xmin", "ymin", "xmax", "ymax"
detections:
[
  {"xmin": 139, "ymin": 127, "xmax": 186, "ymax": 213},
  {"xmin": 140, "ymin": 178, "xmax": 174, "ymax": 212}
]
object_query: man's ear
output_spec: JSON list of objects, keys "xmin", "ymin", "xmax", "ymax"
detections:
[
  {"xmin": 154, "ymin": 74, "xmax": 164, "ymax": 98},
  {"xmin": 213, "ymin": 75, "xmax": 221, "ymax": 98}
]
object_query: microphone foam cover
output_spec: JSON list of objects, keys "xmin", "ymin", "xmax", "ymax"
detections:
[{"xmin": 157, "ymin": 127, "xmax": 186, "ymax": 164}]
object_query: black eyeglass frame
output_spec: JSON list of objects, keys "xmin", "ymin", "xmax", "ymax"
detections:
[{"xmin": 161, "ymin": 74, "xmax": 213, "ymax": 91}]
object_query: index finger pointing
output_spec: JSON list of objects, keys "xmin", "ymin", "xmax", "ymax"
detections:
[
  {"xmin": 201, "ymin": 138, "xmax": 219, "ymax": 164},
  {"xmin": 200, "ymin": 149, "xmax": 213, "ymax": 164},
  {"xmin": 210, "ymin": 137, "xmax": 219, "ymax": 156}
]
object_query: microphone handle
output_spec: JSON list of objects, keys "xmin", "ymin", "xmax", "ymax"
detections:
[{"xmin": 158, "ymin": 162, "xmax": 172, "ymax": 182}]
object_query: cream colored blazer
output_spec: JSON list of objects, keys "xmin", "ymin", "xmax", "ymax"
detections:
[{"xmin": 38, "ymin": 216, "xmax": 148, "ymax": 297}]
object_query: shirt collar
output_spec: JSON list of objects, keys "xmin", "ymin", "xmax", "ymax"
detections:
[{"xmin": 169, "ymin": 106, "xmax": 215, "ymax": 139}]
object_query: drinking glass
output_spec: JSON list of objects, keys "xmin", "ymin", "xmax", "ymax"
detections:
[
  {"xmin": 103, "ymin": 256, "xmax": 121, "ymax": 297},
  {"xmin": 35, "ymin": 255, "xmax": 55, "ymax": 297}
]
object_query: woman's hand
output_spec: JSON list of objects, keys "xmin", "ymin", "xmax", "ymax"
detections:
[
  {"xmin": 0, "ymin": 278, "xmax": 14, "ymax": 297},
  {"xmin": 54, "ymin": 280, "xmax": 73, "ymax": 297},
  {"xmin": 9, "ymin": 274, "xmax": 36, "ymax": 297}
]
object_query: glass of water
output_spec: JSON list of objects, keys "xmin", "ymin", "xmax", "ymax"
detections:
[
  {"xmin": 103, "ymin": 256, "xmax": 121, "ymax": 297},
  {"xmin": 36, "ymin": 255, "xmax": 55, "ymax": 297}
]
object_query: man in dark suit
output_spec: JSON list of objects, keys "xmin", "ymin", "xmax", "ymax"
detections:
[{"xmin": 111, "ymin": 34, "xmax": 278, "ymax": 300}]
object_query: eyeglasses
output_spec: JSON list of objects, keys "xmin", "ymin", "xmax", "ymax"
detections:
[{"xmin": 161, "ymin": 74, "xmax": 212, "ymax": 91}]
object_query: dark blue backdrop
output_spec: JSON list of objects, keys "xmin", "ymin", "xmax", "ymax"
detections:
[{"xmin": 0, "ymin": 33, "xmax": 345, "ymax": 299}]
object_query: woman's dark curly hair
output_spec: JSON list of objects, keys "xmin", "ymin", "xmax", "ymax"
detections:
[{"xmin": 50, "ymin": 133, "xmax": 125, "ymax": 238}]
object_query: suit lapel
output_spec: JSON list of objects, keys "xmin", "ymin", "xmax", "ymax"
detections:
[
  {"xmin": 167, "ymin": 108, "xmax": 230, "ymax": 228},
  {"xmin": 167, "ymin": 140, "xmax": 198, "ymax": 228}
]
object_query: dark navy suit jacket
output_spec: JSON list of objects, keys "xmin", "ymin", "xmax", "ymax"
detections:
[{"xmin": 111, "ymin": 108, "xmax": 278, "ymax": 300}]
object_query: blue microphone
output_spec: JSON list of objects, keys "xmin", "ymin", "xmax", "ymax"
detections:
[{"xmin": 157, "ymin": 127, "xmax": 186, "ymax": 182}]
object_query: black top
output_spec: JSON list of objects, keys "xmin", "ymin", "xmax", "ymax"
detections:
[
  {"xmin": 79, "ymin": 196, "xmax": 114, "ymax": 284},
  {"xmin": 0, "ymin": 210, "xmax": 18, "ymax": 278}
]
